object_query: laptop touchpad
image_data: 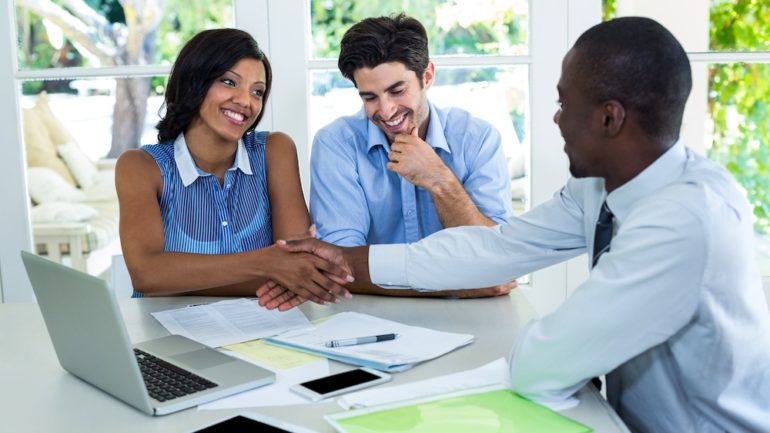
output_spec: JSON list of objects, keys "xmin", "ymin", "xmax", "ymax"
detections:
[{"xmin": 171, "ymin": 349, "xmax": 235, "ymax": 370}]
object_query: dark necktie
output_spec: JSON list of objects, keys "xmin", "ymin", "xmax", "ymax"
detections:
[
  {"xmin": 592, "ymin": 201, "xmax": 614, "ymax": 267},
  {"xmin": 590, "ymin": 200, "xmax": 614, "ymax": 392}
]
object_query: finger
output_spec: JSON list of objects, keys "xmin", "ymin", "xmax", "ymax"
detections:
[
  {"xmin": 410, "ymin": 126, "xmax": 419, "ymax": 137},
  {"xmin": 312, "ymin": 257, "xmax": 353, "ymax": 298},
  {"xmin": 265, "ymin": 289, "xmax": 298, "ymax": 310},
  {"xmin": 256, "ymin": 280, "xmax": 278, "ymax": 302},
  {"xmin": 277, "ymin": 295, "xmax": 306, "ymax": 312},
  {"xmin": 308, "ymin": 224, "xmax": 317, "ymax": 238}
]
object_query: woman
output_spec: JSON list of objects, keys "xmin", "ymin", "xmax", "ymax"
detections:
[{"xmin": 116, "ymin": 29, "xmax": 350, "ymax": 307}]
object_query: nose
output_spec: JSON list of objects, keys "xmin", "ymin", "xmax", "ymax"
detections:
[
  {"xmin": 378, "ymin": 96, "xmax": 398, "ymax": 120},
  {"xmin": 233, "ymin": 86, "xmax": 251, "ymax": 107},
  {"xmin": 553, "ymin": 109, "xmax": 561, "ymax": 124}
]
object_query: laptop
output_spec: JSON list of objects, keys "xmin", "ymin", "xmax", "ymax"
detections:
[{"xmin": 21, "ymin": 251, "xmax": 275, "ymax": 416}]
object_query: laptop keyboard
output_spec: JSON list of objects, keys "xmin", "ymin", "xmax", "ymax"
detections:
[{"xmin": 134, "ymin": 349, "xmax": 218, "ymax": 402}]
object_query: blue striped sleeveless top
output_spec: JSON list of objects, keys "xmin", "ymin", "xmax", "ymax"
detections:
[{"xmin": 142, "ymin": 131, "xmax": 273, "ymax": 255}]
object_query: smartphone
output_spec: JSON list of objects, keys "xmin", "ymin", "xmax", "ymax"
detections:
[
  {"xmin": 290, "ymin": 367, "xmax": 391, "ymax": 401},
  {"xmin": 190, "ymin": 412, "xmax": 318, "ymax": 433}
]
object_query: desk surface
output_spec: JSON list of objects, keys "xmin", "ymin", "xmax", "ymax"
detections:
[{"xmin": 0, "ymin": 292, "xmax": 630, "ymax": 433}]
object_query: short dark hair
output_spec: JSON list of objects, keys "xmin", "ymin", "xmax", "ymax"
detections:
[
  {"xmin": 572, "ymin": 16, "xmax": 692, "ymax": 142},
  {"xmin": 338, "ymin": 13, "xmax": 429, "ymax": 86},
  {"xmin": 157, "ymin": 28, "xmax": 272, "ymax": 143}
]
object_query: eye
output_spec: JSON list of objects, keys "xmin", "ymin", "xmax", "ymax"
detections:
[
  {"xmin": 220, "ymin": 77, "xmax": 236, "ymax": 87},
  {"xmin": 252, "ymin": 89, "xmax": 265, "ymax": 98},
  {"xmin": 390, "ymin": 88, "xmax": 405, "ymax": 96},
  {"xmin": 556, "ymin": 100, "xmax": 564, "ymax": 109},
  {"xmin": 361, "ymin": 95, "xmax": 376, "ymax": 102}
]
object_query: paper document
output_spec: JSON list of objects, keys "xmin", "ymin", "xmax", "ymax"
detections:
[
  {"xmin": 151, "ymin": 298, "xmax": 311, "ymax": 347},
  {"xmin": 326, "ymin": 385, "xmax": 592, "ymax": 433},
  {"xmin": 266, "ymin": 312, "xmax": 473, "ymax": 372},
  {"xmin": 224, "ymin": 339, "xmax": 323, "ymax": 370},
  {"xmin": 199, "ymin": 349, "xmax": 330, "ymax": 410},
  {"xmin": 338, "ymin": 358, "xmax": 578, "ymax": 412},
  {"xmin": 338, "ymin": 358, "xmax": 510, "ymax": 409}
]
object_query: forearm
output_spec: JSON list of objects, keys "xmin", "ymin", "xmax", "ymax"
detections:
[
  {"xmin": 127, "ymin": 249, "xmax": 271, "ymax": 296},
  {"xmin": 430, "ymin": 175, "xmax": 496, "ymax": 228},
  {"xmin": 341, "ymin": 245, "xmax": 510, "ymax": 298}
]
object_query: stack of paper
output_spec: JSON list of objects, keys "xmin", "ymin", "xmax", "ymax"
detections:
[
  {"xmin": 265, "ymin": 312, "xmax": 473, "ymax": 372},
  {"xmin": 151, "ymin": 298, "xmax": 312, "ymax": 347}
]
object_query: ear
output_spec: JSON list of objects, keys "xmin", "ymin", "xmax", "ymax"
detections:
[
  {"xmin": 602, "ymin": 100, "xmax": 626, "ymax": 137},
  {"xmin": 422, "ymin": 61, "xmax": 435, "ymax": 90}
]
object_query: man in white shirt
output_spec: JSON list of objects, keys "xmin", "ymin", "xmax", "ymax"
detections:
[{"xmin": 261, "ymin": 17, "xmax": 770, "ymax": 433}]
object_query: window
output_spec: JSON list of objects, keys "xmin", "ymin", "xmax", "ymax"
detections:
[
  {"xmin": 606, "ymin": 0, "xmax": 770, "ymax": 276},
  {"xmin": 308, "ymin": 0, "xmax": 531, "ymax": 212}
]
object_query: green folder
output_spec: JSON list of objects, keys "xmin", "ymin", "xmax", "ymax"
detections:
[{"xmin": 325, "ymin": 386, "xmax": 592, "ymax": 433}]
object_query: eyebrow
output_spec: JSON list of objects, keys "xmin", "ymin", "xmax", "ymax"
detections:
[
  {"xmin": 358, "ymin": 80, "xmax": 407, "ymax": 98},
  {"xmin": 225, "ymin": 69, "xmax": 266, "ymax": 86}
]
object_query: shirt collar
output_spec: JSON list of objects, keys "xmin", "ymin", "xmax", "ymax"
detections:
[
  {"xmin": 606, "ymin": 140, "xmax": 687, "ymax": 223},
  {"xmin": 173, "ymin": 133, "xmax": 253, "ymax": 187},
  {"xmin": 365, "ymin": 100, "xmax": 451, "ymax": 153}
]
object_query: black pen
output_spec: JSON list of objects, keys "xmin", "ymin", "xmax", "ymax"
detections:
[{"xmin": 324, "ymin": 333, "xmax": 398, "ymax": 348}]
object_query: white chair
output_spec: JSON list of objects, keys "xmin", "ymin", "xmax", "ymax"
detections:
[{"xmin": 110, "ymin": 254, "xmax": 134, "ymax": 299}]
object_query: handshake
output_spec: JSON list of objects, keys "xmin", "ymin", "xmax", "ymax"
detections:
[{"xmin": 256, "ymin": 231, "xmax": 359, "ymax": 312}]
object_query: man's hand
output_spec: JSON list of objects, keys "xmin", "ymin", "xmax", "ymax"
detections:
[
  {"xmin": 387, "ymin": 127, "xmax": 453, "ymax": 190},
  {"xmin": 257, "ymin": 238, "xmax": 354, "ymax": 311},
  {"xmin": 442, "ymin": 280, "xmax": 517, "ymax": 298},
  {"xmin": 261, "ymin": 243, "xmax": 352, "ymax": 306}
]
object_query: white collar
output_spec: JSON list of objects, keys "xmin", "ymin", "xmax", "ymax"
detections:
[{"xmin": 173, "ymin": 133, "xmax": 253, "ymax": 187}]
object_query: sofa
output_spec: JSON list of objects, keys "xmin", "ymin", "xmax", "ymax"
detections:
[{"xmin": 23, "ymin": 92, "xmax": 121, "ymax": 275}]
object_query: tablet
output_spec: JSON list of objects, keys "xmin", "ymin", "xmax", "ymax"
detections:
[{"xmin": 190, "ymin": 412, "xmax": 319, "ymax": 433}]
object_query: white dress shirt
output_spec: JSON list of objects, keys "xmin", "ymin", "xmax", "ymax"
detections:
[{"xmin": 369, "ymin": 142, "xmax": 770, "ymax": 433}]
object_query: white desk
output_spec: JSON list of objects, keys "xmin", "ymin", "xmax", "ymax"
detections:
[{"xmin": 0, "ymin": 292, "xmax": 630, "ymax": 433}]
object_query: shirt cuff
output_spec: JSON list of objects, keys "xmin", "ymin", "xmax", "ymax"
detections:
[{"xmin": 368, "ymin": 244, "xmax": 411, "ymax": 289}]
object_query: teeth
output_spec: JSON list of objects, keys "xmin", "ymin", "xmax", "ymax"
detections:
[
  {"xmin": 223, "ymin": 109, "xmax": 245, "ymax": 122},
  {"xmin": 385, "ymin": 115, "xmax": 405, "ymax": 127}
]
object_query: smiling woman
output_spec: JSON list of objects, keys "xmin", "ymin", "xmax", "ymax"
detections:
[{"xmin": 114, "ymin": 29, "xmax": 352, "ymax": 306}]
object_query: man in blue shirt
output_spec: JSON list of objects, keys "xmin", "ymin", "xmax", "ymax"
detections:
[{"xmin": 310, "ymin": 14, "xmax": 515, "ymax": 298}]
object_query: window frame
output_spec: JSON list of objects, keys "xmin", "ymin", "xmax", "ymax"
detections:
[{"xmin": 0, "ymin": 0, "xmax": 599, "ymax": 311}]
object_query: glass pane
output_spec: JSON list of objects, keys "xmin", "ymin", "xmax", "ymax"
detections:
[
  {"xmin": 14, "ymin": 0, "xmax": 233, "ymax": 71},
  {"xmin": 604, "ymin": 0, "xmax": 770, "ymax": 52},
  {"xmin": 309, "ymin": 0, "xmax": 529, "ymax": 59},
  {"xmin": 680, "ymin": 63, "xmax": 770, "ymax": 274},
  {"xmin": 21, "ymin": 78, "xmax": 165, "ymax": 160},
  {"xmin": 309, "ymin": 65, "xmax": 530, "ymax": 214},
  {"xmin": 22, "ymin": 78, "xmax": 164, "ymax": 274}
]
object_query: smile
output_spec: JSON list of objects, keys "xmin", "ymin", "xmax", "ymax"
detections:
[
  {"xmin": 382, "ymin": 113, "xmax": 407, "ymax": 131},
  {"xmin": 223, "ymin": 109, "xmax": 246, "ymax": 124}
]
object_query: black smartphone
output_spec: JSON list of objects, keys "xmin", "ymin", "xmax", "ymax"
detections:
[{"xmin": 290, "ymin": 367, "xmax": 391, "ymax": 401}]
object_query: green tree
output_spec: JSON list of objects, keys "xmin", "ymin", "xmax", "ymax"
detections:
[
  {"xmin": 709, "ymin": 0, "xmax": 770, "ymax": 234},
  {"xmin": 16, "ymin": 0, "xmax": 230, "ymax": 156}
]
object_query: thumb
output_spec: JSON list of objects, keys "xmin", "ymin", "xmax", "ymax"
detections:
[{"xmin": 410, "ymin": 126, "xmax": 419, "ymax": 137}]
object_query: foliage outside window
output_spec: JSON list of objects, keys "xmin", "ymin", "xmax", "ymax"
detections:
[
  {"xmin": 604, "ymin": 0, "xmax": 770, "ymax": 235},
  {"xmin": 310, "ymin": 0, "xmax": 529, "ymax": 143},
  {"xmin": 15, "ymin": 0, "xmax": 232, "ymax": 156}
]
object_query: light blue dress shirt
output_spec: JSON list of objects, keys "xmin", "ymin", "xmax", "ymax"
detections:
[
  {"xmin": 310, "ymin": 101, "xmax": 513, "ymax": 246},
  {"xmin": 369, "ymin": 141, "xmax": 770, "ymax": 433}
]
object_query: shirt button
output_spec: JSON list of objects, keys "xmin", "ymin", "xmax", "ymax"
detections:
[
  {"xmin": 226, "ymin": 184, "xmax": 231, "ymax": 189},
  {"xmin": 221, "ymin": 221, "xmax": 228, "ymax": 227},
  {"xmin": 407, "ymin": 209, "xmax": 415, "ymax": 216}
]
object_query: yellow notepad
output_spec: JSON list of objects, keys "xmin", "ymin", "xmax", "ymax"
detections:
[{"xmin": 325, "ymin": 385, "xmax": 592, "ymax": 433}]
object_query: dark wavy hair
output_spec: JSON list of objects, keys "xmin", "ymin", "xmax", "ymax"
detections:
[
  {"xmin": 572, "ymin": 17, "xmax": 692, "ymax": 143},
  {"xmin": 156, "ymin": 28, "xmax": 272, "ymax": 143},
  {"xmin": 338, "ymin": 13, "xmax": 429, "ymax": 87}
]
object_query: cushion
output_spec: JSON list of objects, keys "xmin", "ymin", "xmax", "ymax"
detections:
[
  {"xmin": 57, "ymin": 142, "xmax": 98, "ymax": 189},
  {"xmin": 30, "ymin": 202, "xmax": 98, "ymax": 223},
  {"xmin": 23, "ymin": 107, "xmax": 78, "ymax": 186},
  {"xmin": 27, "ymin": 167, "xmax": 86, "ymax": 204},
  {"xmin": 33, "ymin": 91, "xmax": 76, "ymax": 145}
]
